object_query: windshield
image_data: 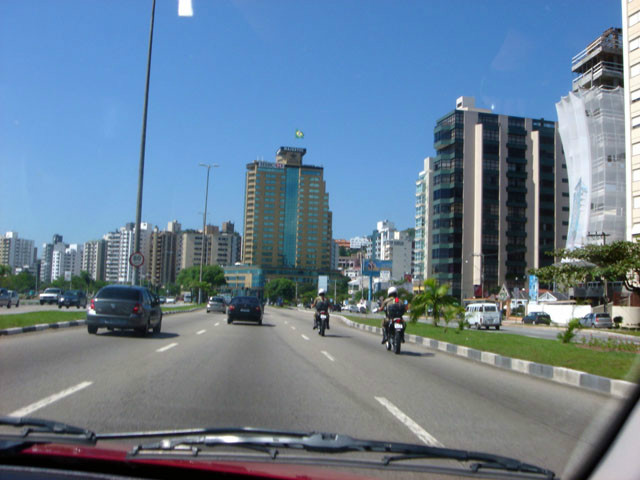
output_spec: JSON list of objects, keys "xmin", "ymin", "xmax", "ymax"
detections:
[{"xmin": 1, "ymin": 1, "xmax": 639, "ymax": 479}]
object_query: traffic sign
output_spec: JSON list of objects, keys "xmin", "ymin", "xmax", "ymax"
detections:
[
  {"xmin": 497, "ymin": 284, "xmax": 510, "ymax": 302},
  {"xmin": 129, "ymin": 252, "xmax": 145, "ymax": 268}
]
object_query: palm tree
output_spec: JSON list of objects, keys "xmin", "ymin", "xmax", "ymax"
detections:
[{"xmin": 409, "ymin": 278, "xmax": 453, "ymax": 326}]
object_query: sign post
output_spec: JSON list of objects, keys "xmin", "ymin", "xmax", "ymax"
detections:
[{"xmin": 129, "ymin": 252, "xmax": 145, "ymax": 285}]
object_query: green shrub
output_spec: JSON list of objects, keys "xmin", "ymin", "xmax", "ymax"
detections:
[{"xmin": 557, "ymin": 318, "xmax": 581, "ymax": 344}]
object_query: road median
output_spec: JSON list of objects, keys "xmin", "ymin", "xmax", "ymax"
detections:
[
  {"xmin": 338, "ymin": 314, "xmax": 638, "ymax": 398},
  {"xmin": 0, "ymin": 307, "xmax": 204, "ymax": 336}
]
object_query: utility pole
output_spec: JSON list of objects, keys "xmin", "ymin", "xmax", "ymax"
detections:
[{"xmin": 198, "ymin": 163, "xmax": 218, "ymax": 304}]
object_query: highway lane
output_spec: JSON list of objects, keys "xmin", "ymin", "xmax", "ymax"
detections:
[{"xmin": 0, "ymin": 307, "xmax": 624, "ymax": 478}]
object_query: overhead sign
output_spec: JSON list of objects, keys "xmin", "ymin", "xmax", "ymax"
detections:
[
  {"xmin": 64, "ymin": 271, "xmax": 72, "ymax": 282},
  {"xmin": 529, "ymin": 275, "xmax": 539, "ymax": 302},
  {"xmin": 129, "ymin": 252, "xmax": 145, "ymax": 268},
  {"xmin": 362, "ymin": 259, "xmax": 392, "ymax": 277},
  {"xmin": 497, "ymin": 284, "xmax": 510, "ymax": 302}
]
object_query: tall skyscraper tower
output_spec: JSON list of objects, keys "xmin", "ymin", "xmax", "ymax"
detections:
[{"xmin": 242, "ymin": 147, "xmax": 332, "ymax": 271}]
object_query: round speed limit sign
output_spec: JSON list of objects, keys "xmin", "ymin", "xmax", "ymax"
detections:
[{"xmin": 129, "ymin": 252, "xmax": 145, "ymax": 268}]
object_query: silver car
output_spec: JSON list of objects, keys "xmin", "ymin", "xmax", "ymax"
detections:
[
  {"xmin": 87, "ymin": 285, "xmax": 162, "ymax": 335},
  {"xmin": 580, "ymin": 312, "xmax": 613, "ymax": 329},
  {"xmin": 207, "ymin": 296, "xmax": 226, "ymax": 313}
]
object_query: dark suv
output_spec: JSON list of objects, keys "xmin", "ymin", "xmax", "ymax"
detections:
[
  {"xmin": 227, "ymin": 296, "xmax": 263, "ymax": 325},
  {"xmin": 86, "ymin": 285, "xmax": 162, "ymax": 335},
  {"xmin": 58, "ymin": 290, "xmax": 87, "ymax": 309}
]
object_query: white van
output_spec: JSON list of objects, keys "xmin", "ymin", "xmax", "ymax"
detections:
[{"xmin": 465, "ymin": 302, "xmax": 501, "ymax": 330}]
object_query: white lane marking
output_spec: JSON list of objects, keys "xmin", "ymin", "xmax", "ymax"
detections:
[
  {"xmin": 196, "ymin": 329, "xmax": 206, "ymax": 335},
  {"xmin": 156, "ymin": 342, "xmax": 178, "ymax": 353},
  {"xmin": 9, "ymin": 381, "xmax": 93, "ymax": 417},
  {"xmin": 291, "ymin": 326, "xmax": 296, "ymax": 331},
  {"xmin": 375, "ymin": 396, "xmax": 443, "ymax": 447},
  {"xmin": 301, "ymin": 334, "xmax": 310, "ymax": 341},
  {"xmin": 215, "ymin": 322, "xmax": 220, "ymax": 327},
  {"xmin": 321, "ymin": 350, "xmax": 335, "ymax": 362}
]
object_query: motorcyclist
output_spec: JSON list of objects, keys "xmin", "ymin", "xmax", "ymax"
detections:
[
  {"xmin": 312, "ymin": 289, "xmax": 330, "ymax": 330},
  {"xmin": 380, "ymin": 286, "xmax": 406, "ymax": 344}
]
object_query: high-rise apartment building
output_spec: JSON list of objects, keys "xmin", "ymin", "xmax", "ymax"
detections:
[
  {"xmin": 413, "ymin": 157, "xmax": 434, "ymax": 283},
  {"xmin": 40, "ymin": 234, "xmax": 64, "ymax": 284},
  {"xmin": 623, "ymin": 5, "xmax": 640, "ymax": 241},
  {"xmin": 242, "ymin": 147, "xmax": 332, "ymax": 271},
  {"xmin": 0, "ymin": 232, "xmax": 36, "ymax": 274},
  {"xmin": 149, "ymin": 222, "xmax": 181, "ymax": 288},
  {"xmin": 556, "ymin": 28, "xmax": 626, "ymax": 248},
  {"xmin": 430, "ymin": 97, "xmax": 569, "ymax": 299},
  {"xmin": 82, "ymin": 240, "xmax": 106, "ymax": 282},
  {"xmin": 104, "ymin": 223, "xmax": 153, "ymax": 284}
]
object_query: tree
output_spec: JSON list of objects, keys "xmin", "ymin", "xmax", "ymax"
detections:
[
  {"xmin": 531, "ymin": 241, "xmax": 640, "ymax": 297},
  {"xmin": 176, "ymin": 265, "xmax": 226, "ymax": 299},
  {"xmin": 264, "ymin": 278, "xmax": 295, "ymax": 302},
  {"xmin": 409, "ymin": 278, "xmax": 455, "ymax": 325}
]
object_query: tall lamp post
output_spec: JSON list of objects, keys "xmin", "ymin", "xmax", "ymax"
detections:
[
  {"xmin": 198, "ymin": 163, "xmax": 218, "ymax": 304},
  {"xmin": 132, "ymin": 0, "xmax": 193, "ymax": 286}
]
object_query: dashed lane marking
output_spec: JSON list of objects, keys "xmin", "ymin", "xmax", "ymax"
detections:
[
  {"xmin": 321, "ymin": 350, "xmax": 335, "ymax": 362},
  {"xmin": 156, "ymin": 342, "xmax": 178, "ymax": 353},
  {"xmin": 375, "ymin": 396, "xmax": 443, "ymax": 447},
  {"xmin": 9, "ymin": 381, "xmax": 93, "ymax": 417}
]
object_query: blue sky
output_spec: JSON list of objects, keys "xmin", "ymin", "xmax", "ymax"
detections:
[{"xmin": 0, "ymin": 0, "xmax": 622, "ymax": 250}]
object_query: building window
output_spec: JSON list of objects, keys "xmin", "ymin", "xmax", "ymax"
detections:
[
  {"xmin": 632, "ymin": 89, "xmax": 640, "ymax": 103},
  {"xmin": 632, "ymin": 63, "xmax": 640, "ymax": 78},
  {"xmin": 633, "ymin": 115, "xmax": 640, "ymax": 129},
  {"xmin": 633, "ymin": 169, "xmax": 640, "ymax": 182},
  {"xmin": 634, "ymin": 196, "xmax": 640, "ymax": 209},
  {"xmin": 633, "ymin": 143, "xmax": 640, "ymax": 156},
  {"xmin": 632, "ymin": 37, "xmax": 640, "ymax": 52},
  {"xmin": 631, "ymin": 11, "xmax": 640, "ymax": 26}
]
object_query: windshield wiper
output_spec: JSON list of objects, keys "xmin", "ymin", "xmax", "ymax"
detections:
[
  {"xmin": 129, "ymin": 429, "xmax": 555, "ymax": 479},
  {"xmin": 0, "ymin": 416, "xmax": 96, "ymax": 446}
]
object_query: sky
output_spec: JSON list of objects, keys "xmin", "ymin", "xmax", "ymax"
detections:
[{"xmin": 0, "ymin": 0, "xmax": 623, "ymax": 251}]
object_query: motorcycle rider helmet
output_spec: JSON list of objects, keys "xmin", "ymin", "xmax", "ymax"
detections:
[
  {"xmin": 388, "ymin": 286, "xmax": 398, "ymax": 296},
  {"xmin": 318, "ymin": 288, "xmax": 326, "ymax": 296}
]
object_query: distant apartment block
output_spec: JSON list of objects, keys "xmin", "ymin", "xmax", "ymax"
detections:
[
  {"xmin": 0, "ymin": 232, "xmax": 36, "ymax": 274},
  {"xmin": 104, "ymin": 222, "xmax": 153, "ymax": 284},
  {"xmin": 413, "ymin": 157, "xmax": 433, "ymax": 283},
  {"xmin": 82, "ymin": 239, "xmax": 106, "ymax": 282},
  {"xmin": 40, "ymin": 234, "xmax": 65, "ymax": 284},
  {"xmin": 430, "ymin": 96, "xmax": 569, "ymax": 299}
]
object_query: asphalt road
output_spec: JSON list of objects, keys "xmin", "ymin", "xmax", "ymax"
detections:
[{"xmin": 0, "ymin": 307, "xmax": 625, "ymax": 478}]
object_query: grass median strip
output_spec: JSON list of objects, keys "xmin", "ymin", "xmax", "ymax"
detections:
[
  {"xmin": 0, "ymin": 311, "xmax": 86, "ymax": 330},
  {"xmin": 344, "ymin": 315, "xmax": 639, "ymax": 381},
  {"xmin": 162, "ymin": 304, "xmax": 205, "ymax": 313}
]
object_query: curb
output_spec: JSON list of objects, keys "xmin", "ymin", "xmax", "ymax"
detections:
[
  {"xmin": 0, "ymin": 308, "xmax": 204, "ymax": 337},
  {"xmin": 335, "ymin": 314, "xmax": 637, "ymax": 399}
]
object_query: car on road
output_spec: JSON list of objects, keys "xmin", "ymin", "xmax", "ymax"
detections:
[
  {"xmin": 522, "ymin": 311, "xmax": 552, "ymax": 325},
  {"xmin": 8, "ymin": 290, "xmax": 20, "ymax": 307},
  {"xmin": 0, "ymin": 288, "xmax": 12, "ymax": 308},
  {"xmin": 465, "ymin": 302, "xmax": 502, "ymax": 330},
  {"xmin": 207, "ymin": 296, "xmax": 226, "ymax": 313},
  {"xmin": 580, "ymin": 312, "xmax": 613, "ymax": 329},
  {"xmin": 331, "ymin": 303, "xmax": 341, "ymax": 312},
  {"xmin": 86, "ymin": 285, "xmax": 162, "ymax": 335},
  {"xmin": 347, "ymin": 304, "xmax": 359, "ymax": 313},
  {"xmin": 58, "ymin": 290, "xmax": 87, "ymax": 309},
  {"xmin": 158, "ymin": 296, "xmax": 166, "ymax": 304},
  {"xmin": 39, "ymin": 287, "xmax": 63, "ymax": 305},
  {"xmin": 227, "ymin": 296, "xmax": 262, "ymax": 325},
  {"xmin": 165, "ymin": 297, "xmax": 176, "ymax": 304}
]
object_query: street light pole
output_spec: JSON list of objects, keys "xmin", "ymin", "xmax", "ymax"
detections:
[
  {"xmin": 133, "ymin": 0, "xmax": 156, "ymax": 287},
  {"xmin": 198, "ymin": 163, "xmax": 218, "ymax": 304}
]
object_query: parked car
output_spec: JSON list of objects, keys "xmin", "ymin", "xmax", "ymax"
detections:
[
  {"xmin": 0, "ymin": 288, "xmax": 11, "ymax": 308},
  {"xmin": 207, "ymin": 296, "xmax": 226, "ymax": 313},
  {"xmin": 39, "ymin": 287, "xmax": 63, "ymax": 305},
  {"xmin": 227, "ymin": 296, "xmax": 263, "ymax": 325},
  {"xmin": 348, "ymin": 304, "xmax": 359, "ymax": 313},
  {"xmin": 331, "ymin": 303, "xmax": 342, "ymax": 312},
  {"xmin": 86, "ymin": 285, "xmax": 162, "ymax": 335},
  {"xmin": 8, "ymin": 290, "xmax": 20, "ymax": 307},
  {"xmin": 522, "ymin": 311, "xmax": 552, "ymax": 325},
  {"xmin": 165, "ymin": 297, "xmax": 176, "ymax": 304},
  {"xmin": 580, "ymin": 312, "xmax": 613, "ymax": 329},
  {"xmin": 58, "ymin": 290, "xmax": 87, "ymax": 309},
  {"xmin": 158, "ymin": 296, "xmax": 166, "ymax": 304}
]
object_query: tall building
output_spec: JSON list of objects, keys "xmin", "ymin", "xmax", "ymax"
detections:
[
  {"xmin": 209, "ymin": 222, "xmax": 241, "ymax": 267},
  {"xmin": 104, "ymin": 223, "xmax": 153, "ymax": 284},
  {"xmin": 242, "ymin": 147, "xmax": 332, "ymax": 271},
  {"xmin": 0, "ymin": 232, "xmax": 36, "ymax": 273},
  {"xmin": 430, "ymin": 96, "xmax": 569, "ymax": 299},
  {"xmin": 149, "ymin": 222, "xmax": 181, "ymax": 288},
  {"xmin": 623, "ymin": 5, "xmax": 640, "ymax": 241},
  {"xmin": 413, "ymin": 157, "xmax": 434, "ymax": 283},
  {"xmin": 556, "ymin": 28, "xmax": 626, "ymax": 248},
  {"xmin": 82, "ymin": 240, "xmax": 106, "ymax": 282}
]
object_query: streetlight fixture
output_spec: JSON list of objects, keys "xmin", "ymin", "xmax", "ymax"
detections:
[
  {"xmin": 198, "ymin": 163, "xmax": 219, "ymax": 304},
  {"xmin": 132, "ymin": 0, "xmax": 193, "ymax": 286}
]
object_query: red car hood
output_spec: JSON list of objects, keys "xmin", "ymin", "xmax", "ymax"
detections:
[{"xmin": 13, "ymin": 442, "xmax": 376, "ymax": 480}]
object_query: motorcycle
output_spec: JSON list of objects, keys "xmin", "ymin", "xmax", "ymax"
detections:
[
  {"xmin": 317, "ymin": 310, "xmax": 329, "ymax": 337},
  {"xmin": 385, "ymin": 317, "xmax": 405, "ymax": 354}
]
